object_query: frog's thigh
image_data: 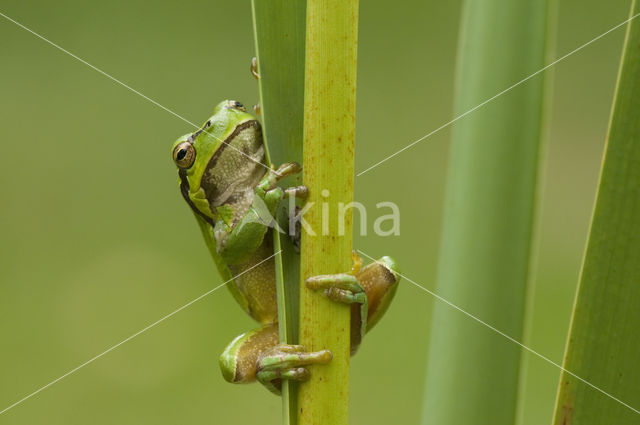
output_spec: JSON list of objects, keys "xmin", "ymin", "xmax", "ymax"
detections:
[
  {"xmin": 355, "ymin": 256, "xmax": 400, "ymax": 330},
  {"xmin": 219, "ymin": 323, "xmax": 278, "ymax": 384}
]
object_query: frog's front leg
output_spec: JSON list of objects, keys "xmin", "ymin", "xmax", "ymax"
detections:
[
  {"xmin": 214, "ymin": 163, "xmax": 306, "ymax": 265},
  {"xmin": 256, "ymin": 162, "xmax": 304, "ymax": 194},
  {"xmin": 255, "ymin": 162, "xmax": 307, "ymax": 215},
  {"xmin": 219, "ymin": 324, "xmax": 332, "ymax": 395},
  {"xmin": 305, "ymin": 253, "xmax": 400, "ymax": 354}
]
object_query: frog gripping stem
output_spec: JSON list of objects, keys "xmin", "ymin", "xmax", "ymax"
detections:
[{"xmin": 257, "ymin": 345, "xmax": 333, "ymax": 395}]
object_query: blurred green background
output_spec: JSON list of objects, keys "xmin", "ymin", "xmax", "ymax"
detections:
[{"xmin": 0, "ymin": 0, "xmax": 630, "ymax": 423}]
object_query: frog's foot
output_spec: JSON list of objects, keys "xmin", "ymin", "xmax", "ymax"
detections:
[
  {"xmin": 305, "ymin": 252, "xmax": 366, "ymax": 303},
  {"xmin": 305, "ymin": 258, "xmax": 369, "ymax": 354},
  {"xmin": 258, "ymin": 162, "xmax": 302, "ymax": 192},
  {"xmin": 305, "ymin": 273, "xmax": 367, "ymax": 305},
  {"xmin": 253, "ymin": 103, "xmax": 261, "ymax": 115},
  {"xmin": 272, "ymin": 162, "xmax": 301, "ymax": 181},
  {"xmin": 250, "ymin": 57, "xmax": 260, "ymax": 80},
  {"xmin": 257, "ymin": 344, "xmax": 332, "ymax": 395}
]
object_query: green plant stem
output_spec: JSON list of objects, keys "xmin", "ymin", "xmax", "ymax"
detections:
[
  {"xmin": 421, "ymin": 1, "xmax": 550, "ymax": 424},
  {"xmin": 297, "ymin": 0, "xmax": 359, "ymax": 423},
  {"xmin": 251, "ymin": 1, "xmax": 306, "ymax": 423},
  {"xmin": 552, "ymin": 2, "xmax": 640, "ymax": 423}
]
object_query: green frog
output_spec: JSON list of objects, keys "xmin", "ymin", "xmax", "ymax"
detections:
[{"xmin": 170, "ymin": 99, "xmax": 400, "ymax": 394}]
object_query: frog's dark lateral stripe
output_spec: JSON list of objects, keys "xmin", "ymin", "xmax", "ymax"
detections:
[
  {"xmin": 204, "ymin": 119, "xmax": 262, "ymax": 172},
  {"xmin": 201, "ymin": 119, "xmax": 264, "ymax": 208}
]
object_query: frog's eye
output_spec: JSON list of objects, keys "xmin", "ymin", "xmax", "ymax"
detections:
[
  {"xmin": 173, "ymin": 142, "xmax": 196, "ymax": 169},
  {"xmin": 228, "ymin": 100, "xmax": 246, "ymax": 111}
]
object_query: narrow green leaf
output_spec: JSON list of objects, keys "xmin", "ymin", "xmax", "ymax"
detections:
[
  {"xmin": 297, "ymin": 0, "xmax": 359, "ymax": 423},
  {"xmin": 251, "ymin": 1, "xmax": 306, "ymax": 423},
  {"xmin": 421, "ymin": 1, "xmax": 551, "ymax": 424},
  {"xmin": 552, "ymin": 2, "xmax": 640, "ymax": 423}
]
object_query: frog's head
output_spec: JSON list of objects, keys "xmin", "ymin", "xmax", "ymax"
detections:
[{"xmin": 171, "ymin": 99, "xmax": 265, "ymax": 223}]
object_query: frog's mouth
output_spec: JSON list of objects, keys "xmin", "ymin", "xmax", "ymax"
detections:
[{"xmin": 178, "ymin": 168, "xmax": 215, "ymax": 226}]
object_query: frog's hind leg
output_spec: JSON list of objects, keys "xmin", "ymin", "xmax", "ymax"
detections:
[
  {"xmin": 219, "ymin": 324, "xmax": 279, "ymax": 385},
  {"xmin": 305, "ymin": 254, "xmax": 400, "ymax": 354},
  {"xmin": 305, "ymin": 261, "xmax": 369, "ymax": 354},
  {"xmin": 219, "ymin": 323, "xmax": 332, "ymax": 395},
  {"xmin": 355, "ymin": 255, "xmax": 400, "ymax": 331}
]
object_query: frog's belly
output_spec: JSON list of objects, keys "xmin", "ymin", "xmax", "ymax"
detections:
[{"xmin": 227, "ymin": 234, "xmax": 278, "ymax": 324}]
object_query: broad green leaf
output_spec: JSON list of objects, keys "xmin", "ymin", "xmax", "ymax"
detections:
[
  {"xmin": 251, "ymin": 1, "xmax": 306, "ymax": 423},
  {"xmin": 552, "ymin": 2, "xmax": 640, "ymax": 423},
  {"xmin": 422, "ymin": 1, "xmax": 552, "ymax": 424}
]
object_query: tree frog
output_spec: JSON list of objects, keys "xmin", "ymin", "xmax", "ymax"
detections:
[{"xmin": 170, "ymin": 99, "xmax": 400, "ymax": 394}]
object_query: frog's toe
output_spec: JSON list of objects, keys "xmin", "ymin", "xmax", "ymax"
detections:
[
  {"xmin": 257, "ymin": 367, "xmax": 309, "ymax": 384},
  {"xmin": 256, "ymin": 345, "xmax": 332, "ymax": 395},
  {"xmin": 325, "ymin": 287, "xmax": 368, "ymax": 304},
  {"xmin": 274, "ymin": 162, "xmax": 302, "ymax": 179},
  {"xmin": 306, "ymin": 274, "xmax": 363, "ymax": 295},
  {"xmin": 250, "ymin": 56, "xmax": 260, "ymax": 80},
  {"xmin": 258, "ymin": 344, "xmax": 332, "ymax": 370},
  {"xmin": 274, "ymin": 344, "xmax": 306, "ymax": 353},
  {"xmin": 256, "ymin": 367, "xmax": 310, "ymax": 395},
  {"xmin": 285, "ymin": 185, "xmax": 308, "ymax": 199},
  {"xmin": 257, "ymin": 162, "xmax": 302, "ymax": 192}
]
